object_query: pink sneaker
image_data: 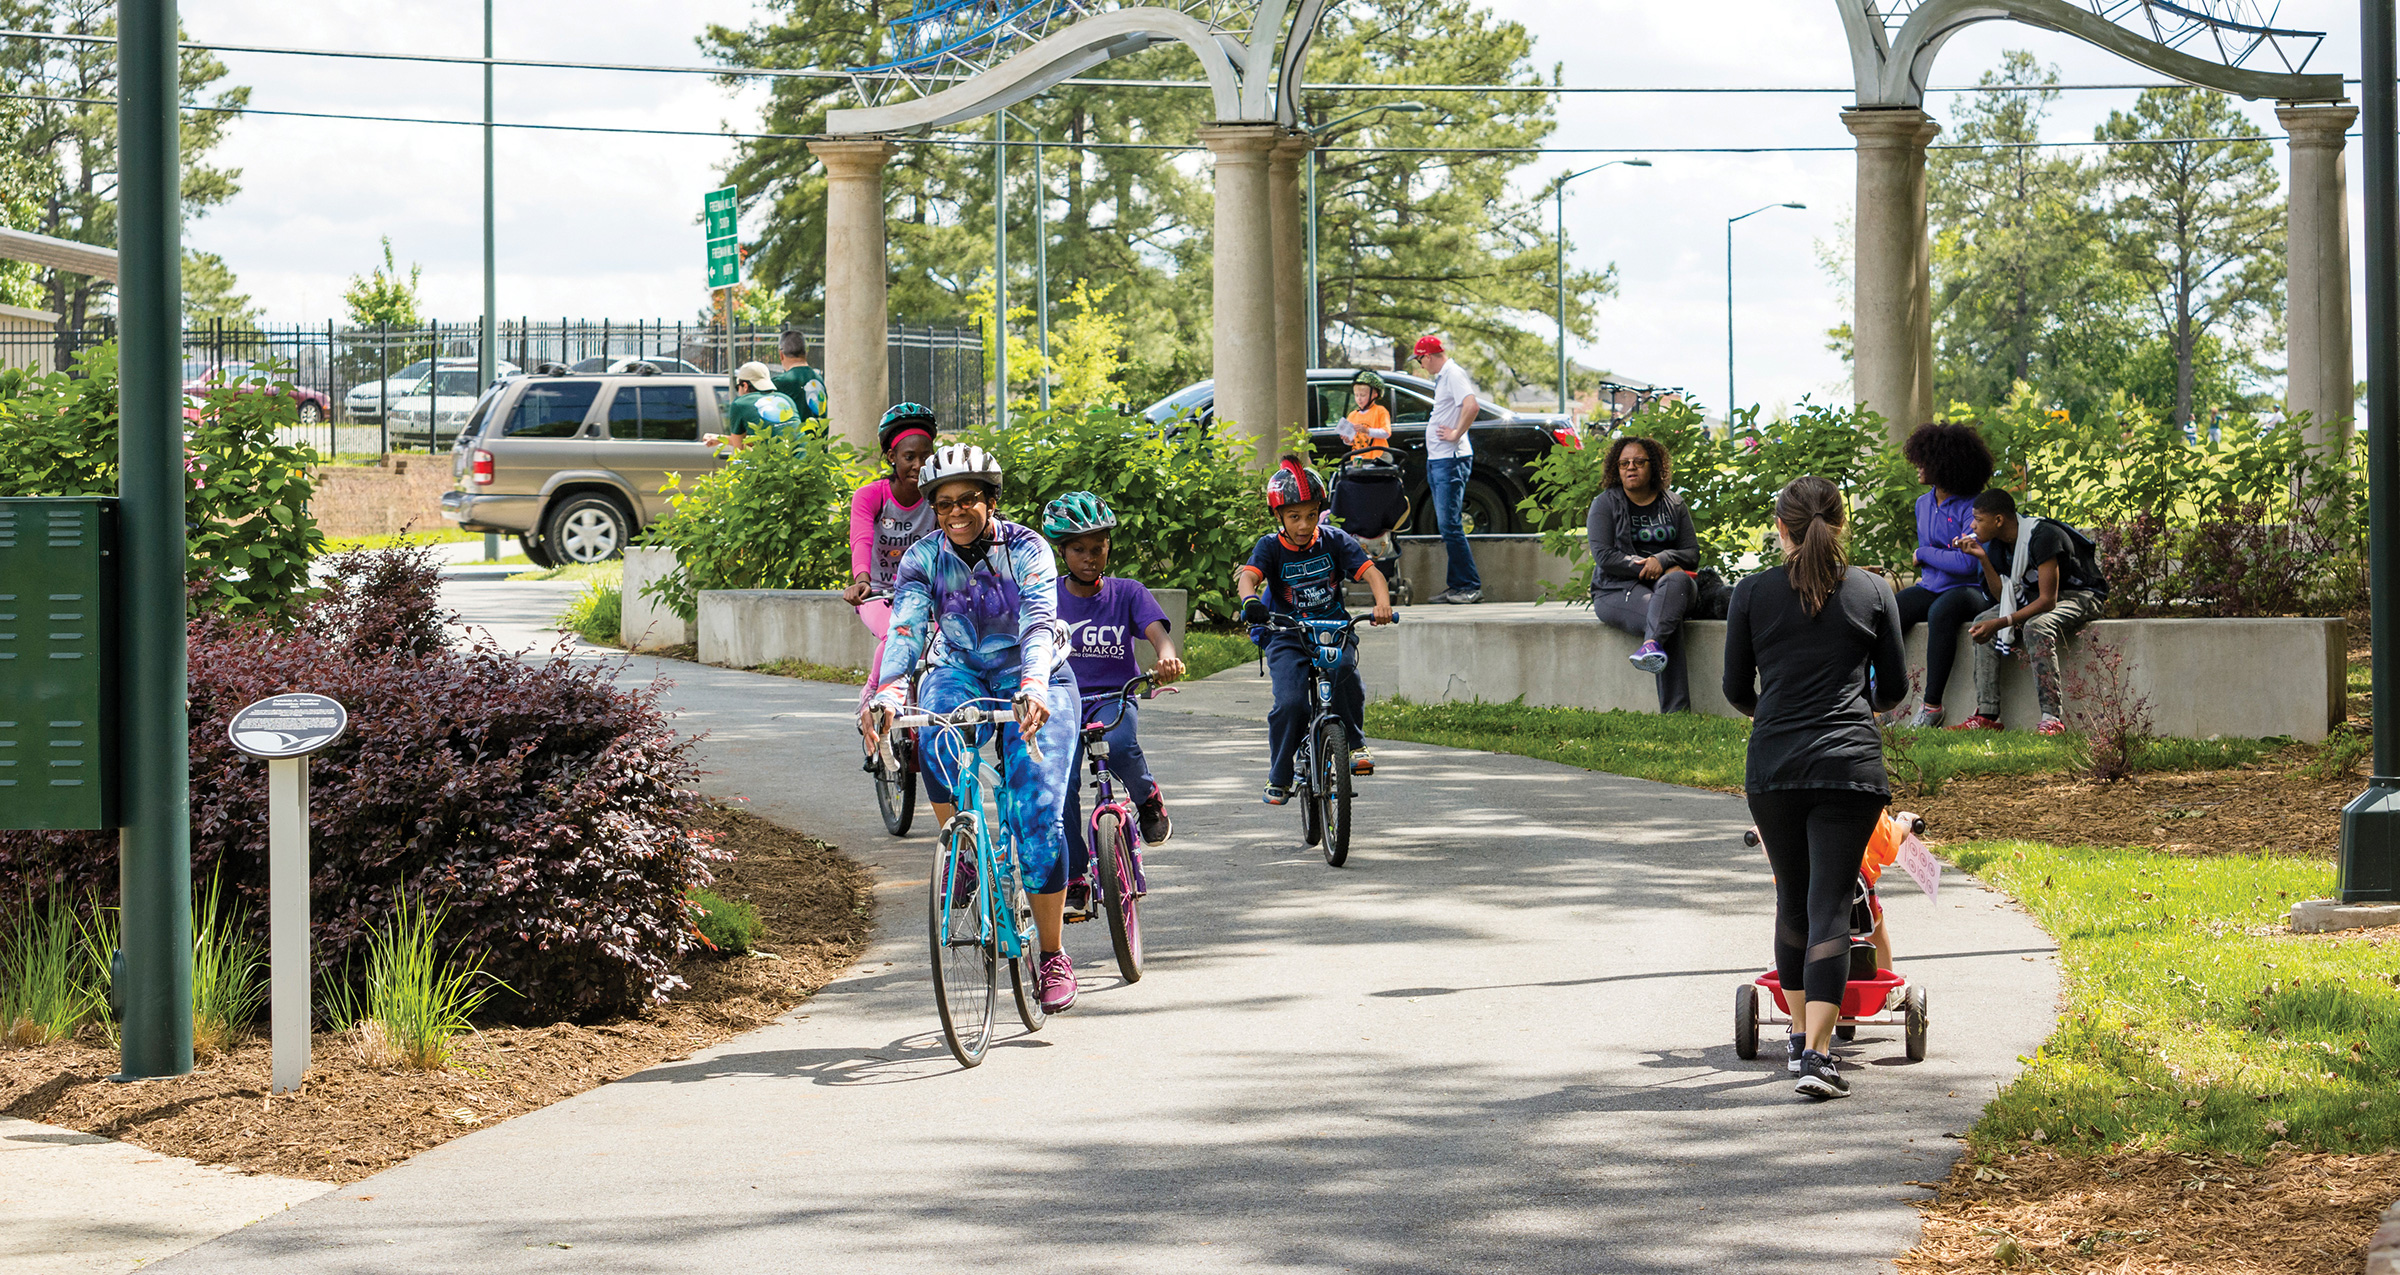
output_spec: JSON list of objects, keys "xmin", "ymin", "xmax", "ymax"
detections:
[
  {"xmin": 1037, "ymin": 950, "xmax": 1078, "ymax": 1012},
  {"xmin": 2037, "ymin": 716, "xmax": 2070, "ymax": 736}
]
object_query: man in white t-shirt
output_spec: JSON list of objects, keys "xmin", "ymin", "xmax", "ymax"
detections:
[{"xmin": 1412, "ymin": 335, "xmax": 1482, "ymax": 603}]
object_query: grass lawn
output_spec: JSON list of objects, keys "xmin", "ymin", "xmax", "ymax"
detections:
[
  {"xmin": 512, "ymin": 560, "xmax": 622, "ymax": 585},
  {"xmin": 756, "ymin": 658, "xmax": 869, "ymax": 685},
  {"xmin": 1182, "ymin": 629, "xmax": 1262, "ymax": 682},
  {"xmin": 1361, "ymin": 698, "xmax": 2278, "ymax": 793},
  {"xmin": 1950, "ymin": 841, "xmax": 2397, "ymax": 1159}
]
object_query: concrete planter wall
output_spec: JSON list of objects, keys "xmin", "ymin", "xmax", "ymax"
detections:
[
  {"xmin": 1394, "ymin": 534, "xmax": 1578, "ymax": 604},
  {"xmin": 619, "ymin": 547, "xmax": 695, "ymax": 651},
  {"xmin": 697, "ymin": 586, "xmax": 1191, "ymax": 676},
  {"xmin": 1394, "ymin": 614, "xmax": 2347, "ymax": 742}
]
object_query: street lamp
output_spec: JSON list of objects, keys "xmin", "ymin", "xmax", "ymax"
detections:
[
  {"xmin": 1000, "ymin": 108, "xmax": 1050, "ymax": 412},
  {"xmin": 1725, "ymin": 202, "xmax": 1806, "ymax": 424},
  {"xmin": 1552, "ymin": 159, "xmax": 1650, "ymax": 416},
  {"xmin": 1304, "ymin": 101, "xmax": 1426, "ymax": 366}
]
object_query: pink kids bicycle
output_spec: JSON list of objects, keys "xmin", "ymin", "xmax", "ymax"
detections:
[{"xmin": 1063, "ymin": 671, "xmax": 1165, "ymax": 982}]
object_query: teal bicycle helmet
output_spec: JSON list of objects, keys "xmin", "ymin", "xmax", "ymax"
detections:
[
  {"xmin": 878, "ymin": 401, "xmax": 938, "ymax": 451},
  {"xmin": 1041, "ymin": 491, "xmax": 1118, "ymax": 540}
]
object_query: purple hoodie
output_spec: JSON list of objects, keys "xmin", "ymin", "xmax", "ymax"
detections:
[{"xmin": 1914, "ymin": 489, "xmax": 1983, "ymax": 593}]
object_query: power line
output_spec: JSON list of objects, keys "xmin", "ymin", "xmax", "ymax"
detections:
[
  {"xmin": 0, "ymin": 89, "xmax": 2319, "ymax": 155},
  {"xmin": 0, "ymin": 27, "xmax": 2358, "ymax": 96}
]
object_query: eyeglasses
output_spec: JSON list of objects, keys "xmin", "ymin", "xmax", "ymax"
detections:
[{"xmin": 933, "ymin": 493, "xmax": 988, "ymax": 514}]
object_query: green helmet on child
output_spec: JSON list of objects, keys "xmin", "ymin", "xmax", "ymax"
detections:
[{"xmin": 1041, "ymin": 491, "xmax": 1118, "ymax": 540}]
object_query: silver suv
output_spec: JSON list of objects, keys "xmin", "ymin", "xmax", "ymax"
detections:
[{"xmin": 441, "ymin": 368, "xmax": 732, "ymax": 567}]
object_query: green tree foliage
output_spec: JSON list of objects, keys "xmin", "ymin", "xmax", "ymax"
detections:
[
  {"xmin": 182, "ymin": 249, "xmax": 259, "ymax": 326},
  {"xmin": 1303, "ymin": 0, "xmax": 1610, "ymax": 387},
  {"xmin": 0, "ymin": 99, "xmax": 49, "ymax": 309},
  {"xmin": 0, "ymin": 342, "xmax": 321, "ymax": 619},
  {"xmin": 342, "ymin": 236, "xmax": 423, "ymax": 329},
  {"xmin": 0, "ymin": 0, "xmax": 249, "ymax": 331},
  {"xmin": 703, "ymin": 0, "xmax": 1592, "ymax": 407},
  {"xmin": 1927, "ymin": 53, "xmax": 2130, "ymax": 417},
  {"xmin": 2096, "ymin": 88, "xmax": 2285, "ymax": 430}
]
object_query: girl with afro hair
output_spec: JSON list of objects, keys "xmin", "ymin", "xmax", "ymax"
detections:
[{"xmin": 1895, "ymin": 422, "xmax": 1996, "ymax": 726}]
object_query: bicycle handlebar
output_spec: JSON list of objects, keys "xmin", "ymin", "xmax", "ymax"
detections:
[
  {"xmin": 879, "ymin": 700, "xmax": 1046, "ymax": 768},
  {"xmin": 1076, "ymin": 669, "xmax": 1176, "ymax": 735},
  {"xmin": 1259, "ymin": 610, "xmax": 1400, "ymax": 634}
]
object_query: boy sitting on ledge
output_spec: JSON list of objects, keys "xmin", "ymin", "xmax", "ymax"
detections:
[{"xmin": 1952, "ymin": 488, "xmax": 2110, "ymax": 735}]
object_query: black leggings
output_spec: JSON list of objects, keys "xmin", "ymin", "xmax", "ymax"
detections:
[
  {"xmin": 1896, "ymin": 584, "xmax": 1988, "ymax": 710},
  {"xmin": 1747, "ymin": 788, "xmax": 1885, "ymax": 1008}
]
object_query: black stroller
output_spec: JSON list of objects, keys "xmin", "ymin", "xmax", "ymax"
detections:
[{"xmin": 1329, "ymin": 455, "xmax": 1412, "ymax": 605}]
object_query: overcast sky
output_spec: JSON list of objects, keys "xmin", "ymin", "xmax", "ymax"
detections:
[{"xmin": 183, "ymin": 0, "xmax": 2366, "ymax": 413}]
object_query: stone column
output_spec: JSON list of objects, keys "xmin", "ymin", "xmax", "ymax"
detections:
[
  {"xmin": 1270, "ymin": 131, "xmax": 1316, "ymax": 443},
  {"xmin": 2279, "ymin": 103, "xmax": 2360, "ymax": 457},
  {"xmin": 1842, "ymin": 108, "xmax": 1939, "ymax": 446},
  {"xmin": 809, "ymin": 137, "xmax": 897, "ymax": 452},
  {"xmin": 1200, "ymin": 123, "xmax": 1282, "ymax": 468}
]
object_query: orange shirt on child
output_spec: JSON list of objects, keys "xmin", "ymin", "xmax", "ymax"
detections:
[{"xmin": 1343, "ymin": 404, "xmax": 1392, "ymax": 461}]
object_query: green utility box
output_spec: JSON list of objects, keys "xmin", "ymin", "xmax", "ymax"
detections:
[{"xmin": 0, "ymin": 498, "xmax": 120, "ymax": 830}]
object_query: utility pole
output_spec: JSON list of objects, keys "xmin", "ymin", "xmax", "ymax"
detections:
[
  {"xmin": 114, "ymin": 0, "xmax": 194, "ymax": 1080},
  {"xmin": 479, "ymin": 0, "xmax": 495, "ymax": 390},
  {"xmin": 1725, "ymin": 202, "xmax": 1806, "ymax": 422},
  {"xmin": 2340, "ymin": 0, "xmax": 2400, "ymax": 902},
  {"xmin": 994, "ymin": 112, "xmax": 1009, "ymax": 432},
  {"xmin": 1552, "ymin": 159, "xmax": 1649, "ymax": 416}
]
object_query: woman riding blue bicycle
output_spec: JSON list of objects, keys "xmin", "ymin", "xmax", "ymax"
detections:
[{"xmin": 863, "ymin": 443, "xmax": 1085, "ymax": 1012}]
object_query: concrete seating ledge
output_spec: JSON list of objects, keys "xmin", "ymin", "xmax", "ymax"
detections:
[
  {"xmin": 1394, "ymin": 609, "xmax": 2345, "ymax": 743},
  {"xmin": 693, "ymin": 586, "xmax": 1191, "ymax": 675}
]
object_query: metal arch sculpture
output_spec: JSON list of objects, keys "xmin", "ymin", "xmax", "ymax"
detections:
[
  {"xmin": 825, "ymin": 0, "xmax": 1328, "ymax": 134},
  {"xmin": 1838, "ymin": 0, "xmax": 2343, "ymax": 107}
]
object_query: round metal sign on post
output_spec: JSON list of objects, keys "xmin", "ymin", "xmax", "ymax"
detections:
[{"xmin": 228, "ymin": 693, "xmax": 349, "ymax": 759}]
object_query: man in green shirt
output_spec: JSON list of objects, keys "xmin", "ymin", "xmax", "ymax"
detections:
[
  {"xmin": 771, "ymin": 330, "xmax": 828, "ymax": 428},
  {"xmin": 709, "ymin": 362, "xmax": 801, "ymax": 450}
]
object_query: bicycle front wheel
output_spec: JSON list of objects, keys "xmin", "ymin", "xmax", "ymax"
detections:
[
  {"xmin": 1007, "ymin": 878, "xmax": 1048, "ymax": 1032},
  {"xmin": 928, "ymin": 818, "xmax": 997, "ymax": 1067},
  {"xmin": 1097, "ymin": 810, "xmax": 1143, "ymax": 982},
  {"xmin": 1316, "ymin": 718, "xmax": 1352, "ymax": 867},
  {"xmin": 875, "ymin": 736, "xmax": 918, "ymax": 837},
  {"xmin": 1298, "ymin": 733, "xmax": 1324, "ymax": 848}
]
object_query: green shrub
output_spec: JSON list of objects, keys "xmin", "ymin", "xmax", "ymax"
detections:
[
  {"xmin": 191, "ymin": 872, "xmax": 268, "ymax": 1059},
  {"xmin": 352, "ymin": 890, "xmax": 506, "ymax": 1071},
  {"xmin": 556, "ymin": 581, "xmax": 623, "ymax": 645},
  {"xmin": 0, "ymin": 894, "xmax": 111, "ymax": 1047},
  {"xmin": 640, "ymin": 432, "xmax": 862, "ymax": 621},
  {"xmin": 953, "ymin": 407, "xmax": 1269, "ymax": 621},
  {"xmin": 687, "ymin": 888, "xmax": 762, "ymax": 956},
  {"xmin": 0, "ymin": 342, "xmax": 323, "ymax": 620}
]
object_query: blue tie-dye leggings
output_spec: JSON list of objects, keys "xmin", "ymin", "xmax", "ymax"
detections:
[{"xmin": 917, "ymin": 662, "xmax": 1078, "ymax": 894}]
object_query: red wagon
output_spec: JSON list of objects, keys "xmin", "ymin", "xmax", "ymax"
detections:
[{"xmin": 1732, "ymin": 813, "xmax": 1931, "ymax": 1062}]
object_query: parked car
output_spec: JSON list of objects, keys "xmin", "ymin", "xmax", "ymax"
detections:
[
  {"xmin": 385, "ymin": 367, "xmax": 525, "ymax": 448},
  {"xmin": 568, "ymin": 355, "xmax": 709, "ymax": 375},
  {"xmin": 182, "ymin": 363, "xmax": 335, "ymax": 426},
  {"xmin": 1138, "ymin": 368, "xmax": 1581, "ymax": 534},
  {"xmin": 443, "ymin": 367, "xmax": 734, "ymax": 566},
  {"xmin": 346, "ymin": 357, "xmax": 517, "ymax": 424}
]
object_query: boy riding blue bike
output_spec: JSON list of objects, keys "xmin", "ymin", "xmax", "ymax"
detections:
[
  {"xmin": 863, "ymin": 443, "xmax": 1084, "ymax": 1013},
  {"xmin": 1043, "ymin": 492, "xmax": 1185, "ymax": 880},
  {"xmin": 1236, "ymin": 455, "xmax": 1395, "ymax": 805}
]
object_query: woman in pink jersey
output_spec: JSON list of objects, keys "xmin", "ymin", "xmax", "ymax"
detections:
[{"xmin": 842, "ymin": 403, "xmax": 942, "ymax": 646}]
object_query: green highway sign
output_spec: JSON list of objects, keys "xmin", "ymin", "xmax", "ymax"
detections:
[{"xmin": 704, "ymin": 186, "xmax": 740, "ymax": 289}]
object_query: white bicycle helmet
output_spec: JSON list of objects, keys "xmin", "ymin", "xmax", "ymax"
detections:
[{"xmin": 919, "ymin": 442, "xmax": 1004, "ymax": 497}]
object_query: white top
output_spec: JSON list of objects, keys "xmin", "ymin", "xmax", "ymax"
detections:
[{"xmin": 1425, "ymin": 360, "xmax": 1478, "ymax": 459}]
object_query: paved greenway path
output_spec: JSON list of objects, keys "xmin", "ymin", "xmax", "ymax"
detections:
[{"xmin": 154, "ymin": 581, "xmax": 2061, "ymax": 1275}]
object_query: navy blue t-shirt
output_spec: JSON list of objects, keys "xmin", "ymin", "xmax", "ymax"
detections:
[{"xmin": 1245, "ymin": 526, "xmax": 1371, "ymax": 620}]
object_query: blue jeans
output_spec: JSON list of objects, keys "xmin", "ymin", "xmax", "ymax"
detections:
[
  {"xmin": 1064, "ymin": 696, "xmax": 1160, "ymax": 877},
  {"xmin": 1263, "ymin": 631, "xmax": 1365, "ymax": 788},
  {"xmin": 1426, "ymin": 455, "xmax": 1481, "ymax": 593}
]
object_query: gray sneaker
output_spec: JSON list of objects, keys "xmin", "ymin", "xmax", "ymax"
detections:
[
  {"xmin": 1912, "ymin": 705, "xmax": 1945, "ymax": 729},
  {"xmin": 1447, "ymin": 588, "xmax": 1483, "ymax": 605},
  {"xmin": 1795, "ymin": 1050, "xmax": 1850, "ymax": 1099}
]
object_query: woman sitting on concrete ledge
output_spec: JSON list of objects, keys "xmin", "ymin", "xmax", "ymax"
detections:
[
  {"xmin": 1894, "ymin": 421, "xmax": 1996, "ymax": 728},
  {"xmin": 1588, "ymin": 435, "xmax": 1701, "ymax": 712}
]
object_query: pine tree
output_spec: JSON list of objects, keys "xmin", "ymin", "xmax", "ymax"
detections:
[
  {"xmin": 2097, "ymin": 87, "xmax": 2284, "ymax": 428},
  {"xmin": 180, "ymin": 249, "xmax": 257, "ymax": 326},
  {"xmin": 0, "ymin": 0, "xmax": 249, "ymax": 332}
]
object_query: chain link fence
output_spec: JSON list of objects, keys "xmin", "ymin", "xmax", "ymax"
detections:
[{"xmin": 0, "ymin": 318, "xmax": 988, "ymax": 456}]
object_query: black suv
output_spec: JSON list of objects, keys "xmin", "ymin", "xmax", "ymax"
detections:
[{"xmin": 1139, "ymin": 369, "xmax": 1581, "ymax": 534}]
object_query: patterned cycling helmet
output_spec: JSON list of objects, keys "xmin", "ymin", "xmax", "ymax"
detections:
[
  {"xmin": 878, "ymin": 402, "xmax": 938, "ymax": 452},
  {"xmin": 1264, "ymin": 454, "xmax": 1324, "ymax": 511},
  {"xmin": 1041, "ymin": 491, "xmax": 1117, "ymax": 540},
  {"xmin": 1352, "ymin": 370, "xmax": 1386, "ymax": 394},
  {"xmin": 919, "ymin": 442, "xmax": 1003, "ymax": 498}
]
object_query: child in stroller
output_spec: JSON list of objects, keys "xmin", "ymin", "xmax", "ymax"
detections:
[{"xmin": 1330, "ymin": 371, "xmax": 1411, "ymax": 604}]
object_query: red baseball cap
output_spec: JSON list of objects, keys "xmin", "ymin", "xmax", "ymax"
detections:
[{"xmin": 1412, "ymin": 335, "xmax": 1445, "ymax": 360}]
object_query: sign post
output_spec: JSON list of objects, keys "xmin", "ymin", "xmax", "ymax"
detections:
[
  {"xmin": 228, "ymin": 693, "xmax": 349, "ymax": 1094},
  {"xmin": 705, "ymin": 186, "xmax": 741, "ymax": 379}
]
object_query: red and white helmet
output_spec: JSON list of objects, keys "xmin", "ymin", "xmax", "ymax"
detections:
[{"xmin": 1265, "ymin": 454, "xmax": 1324, "ymax": 511}]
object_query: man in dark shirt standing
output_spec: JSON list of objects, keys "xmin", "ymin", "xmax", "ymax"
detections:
[{"xmin": 1953, "ymin": 488, "xmax": 2109, "ymax": 735}]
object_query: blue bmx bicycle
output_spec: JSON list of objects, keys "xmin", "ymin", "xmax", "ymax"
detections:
[
  {"xmin": 1262, "ymin": 611, "xmax": 1392, "ymax": 867},
  {"xmin": 881, "ymin": 698, "xmax": 1050, "ymax": 1067}
]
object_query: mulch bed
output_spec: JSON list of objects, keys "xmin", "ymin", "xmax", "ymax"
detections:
[
  {"xmin": 0, "ymin": 804, "xmax": 871, "ymax": 1185},
  {"xmin": 1899, "ymin": 1149, "xmax": 2400, "ymax": 1273},
  {"xmin": 1911, "ymin": 759, "xmax": 2358, "ymax": 859}
]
